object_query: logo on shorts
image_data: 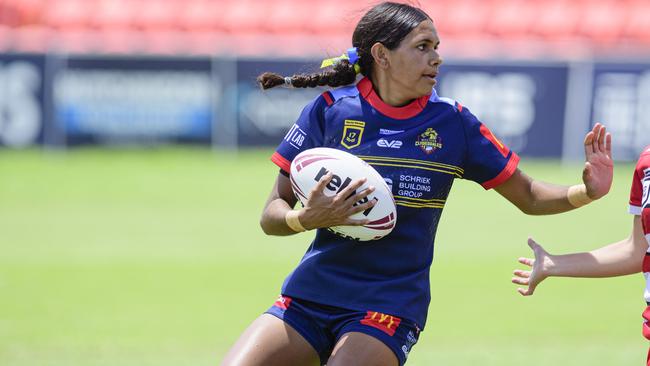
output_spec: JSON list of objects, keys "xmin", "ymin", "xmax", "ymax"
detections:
[
  {"xmin": 273, "ymin": 295, "xmax": 292, "ymax": 310},
  {"xmin": 401, "ymin": 330, "xmax": 418, "ymax": 358},
  {"xmin": 360, "ymin": 311, "xmax": 401, "ymax": 336},
  {"xmin": 341, "ymin": 120, "xmax": 365, "ymax": 149},
  {"xmin": 415, "ymin": 128, "xmax": 442, "ymax": 154}
]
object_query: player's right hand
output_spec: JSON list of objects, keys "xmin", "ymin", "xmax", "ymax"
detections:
[
  {"xmin": 298, "ymin": 172, "xmax": 376, "ymax": 230},
  {"xmin": 512, "ymin": 237, "xmax": 554, "ymax": 296}
]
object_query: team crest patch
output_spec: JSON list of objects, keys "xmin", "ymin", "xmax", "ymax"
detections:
[
  {"xmin": 415, "ymin": 128, "xmax": 443, "ymax": 154},
  {"xmin": 341, "ymin": 120, "xmax": 365, "ymax": 149}
]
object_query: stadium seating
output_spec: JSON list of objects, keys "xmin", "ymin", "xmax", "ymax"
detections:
[
  {"xmin": 1, "ymin": 0, "xmax": 649, "ymax": 57},
  {"xmin": 623, "ymin": 1, "xmax": 650, "ymax": 43},
  {"xmin": 92, "ymin": 0, "xmax": 136, "ymax": 30},
  {"xmin": 42, "ymin": 0, "xmax": 92, "ymax": 31},
  {"xmin": 576, "ymin": 0, "xmax": 624, "ymax": 44},
  {"xmin": 531, "ymin": 0, "xmax": 580, "ymax": 41},
  {"xmin": 485, "ymin": 0, "xmax": 537, "ymax": 38}
]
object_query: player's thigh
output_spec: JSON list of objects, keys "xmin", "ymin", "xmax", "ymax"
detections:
[
  {"xmin": 326, "ymin": 331, "xmax": 398, "ymax": 366},
  {"xmin": 220, "ymin": 313, "xmax": 320, "ymax": 366}
]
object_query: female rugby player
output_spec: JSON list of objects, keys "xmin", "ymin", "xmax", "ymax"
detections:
[{"xmin": 222, "ymin": 2, "xmax": 613, "ymax": 365}]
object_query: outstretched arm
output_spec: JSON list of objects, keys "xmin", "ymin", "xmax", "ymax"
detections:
[
  {"xmin": 512, "ymin": 216, "xmax": 647, "ymax": 296},
  {"xmin": 495, "ymin": 123, "xmax": 613, "ymax": 215}
]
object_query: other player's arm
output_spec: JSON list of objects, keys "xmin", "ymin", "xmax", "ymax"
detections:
[
  {"xmin": 494, "ymin": 123, "xmax": 613, "ymax": 215},
  {"xmin": 259, "ymin": 172, "xmax": 376, "ymax": 236},
  {"xmin": 512, "ymin": 216, "xmax": 646, "ymax": 296}
]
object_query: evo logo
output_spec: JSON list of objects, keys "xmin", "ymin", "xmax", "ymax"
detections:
[{"xmin": 377, "ymin": 138, "xmax": 402, "ymax": 149}]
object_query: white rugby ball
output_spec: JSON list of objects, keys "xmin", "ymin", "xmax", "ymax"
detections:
[{"xmin": 289, "ymin": 147, "xmax": 397, "ymax": 241}]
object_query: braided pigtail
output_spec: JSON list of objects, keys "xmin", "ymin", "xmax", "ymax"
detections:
[{"xmin": 257, "ymin": 59, "xmax": 358, "ymax": 90}]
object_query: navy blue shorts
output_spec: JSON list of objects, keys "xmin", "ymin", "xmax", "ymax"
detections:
[{"xmin": 265, "ymin": 295, "xmax": 420, "ymax": 365}]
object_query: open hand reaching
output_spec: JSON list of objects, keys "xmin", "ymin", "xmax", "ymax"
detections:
[
  {"xmin": 582, "ymin": 123, "xmax": 613, "ymax": 200},
  {"xmin": 512, "ymin": 238, "xmax": 554, "ymax": 296}
]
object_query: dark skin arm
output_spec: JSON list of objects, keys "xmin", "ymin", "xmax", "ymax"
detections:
[{"xmin": 495, "ymin": 123, "xmax": 613, "ymax": 215}]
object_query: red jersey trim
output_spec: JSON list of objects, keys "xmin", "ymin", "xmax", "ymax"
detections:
[
  {"xmin": 642, "ymin": 306, "xmax": 650, "ymax": 340},
  {"xmin": 642, "ymin": 254, "xmax": 650, "ymax": 273},
  {"xmin": 273, "ymin": 295, "xmax": 293, "ymax": 310},
  {"xmin": 322, "ymin": 91, "xmax": 334, "ymax": 106},
  {"xmin": 481, "ymin": 152, "xmax": 520, "ymax": 190},
  {"xmin": 356, "ymin": 77, "xmax": 429, "ymax": 120},
  {"xmin": 271, "ymin": 152, "xmax": 291, "ymax": 173},
  {"xmin": 479, "ymin": 124, "xmax": 510, "ymax": 158}
]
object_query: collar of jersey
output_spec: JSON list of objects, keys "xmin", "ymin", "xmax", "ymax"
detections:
[{"xmin": 356, "ymin": 77, "xmax": 430, "ymax": 120}]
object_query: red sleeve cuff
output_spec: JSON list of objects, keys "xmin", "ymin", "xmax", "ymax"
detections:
[
  {"xmin": 481, "ymin": 152, "xmax": 520, "ymax": 190},
  {"xmin": 271, "ymin": 152, "xmax": 291, "ymax": 173}
]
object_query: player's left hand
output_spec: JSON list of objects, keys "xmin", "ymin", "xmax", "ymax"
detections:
[
  {"xmin": 512, "ymin": 237, "xmax": 553, "ymax": 296},
  {"xmin": 582, "ymin": 123, "xmax": 613, "ymax": 200}
]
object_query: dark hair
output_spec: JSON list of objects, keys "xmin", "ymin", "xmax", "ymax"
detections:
[{"xmin": 257, "ymin": 2, "xmax": 431, "ymax": 90}]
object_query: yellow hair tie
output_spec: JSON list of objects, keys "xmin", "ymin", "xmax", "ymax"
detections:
[{"xmin": 320, "ymin": 47, "xmax": 361, "ymax": 74}]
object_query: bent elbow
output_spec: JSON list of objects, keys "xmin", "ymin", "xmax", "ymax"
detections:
[
  {"xmin": 516, "ymin": 201, "xmax": 539, "ymax": 215},
  {"xmin": 259, "ymin": 216, "xmax": 273, "ymax": 235},
  {"xmin": 518, "ymin": 205, "xmax": 534, "ymax": 215}
]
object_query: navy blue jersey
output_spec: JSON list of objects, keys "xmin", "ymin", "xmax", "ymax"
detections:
[{"xmin": 271, "ymin": 77, "xmax": 519, "ymax": 329}]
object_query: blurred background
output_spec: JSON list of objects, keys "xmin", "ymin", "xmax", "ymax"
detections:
[{"xmin": 1, "ymin": 0, "xmax": 650, "ymax": 365}]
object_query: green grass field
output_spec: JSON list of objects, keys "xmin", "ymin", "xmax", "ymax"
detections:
[{"xmin": 0, "ymin": 147, "xmax": 646, "ymax": 365}]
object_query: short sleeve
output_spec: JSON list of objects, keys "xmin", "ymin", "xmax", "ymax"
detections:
[
  {"xmin": 459, "ymin": 104, "xmax": 520, "ymax": 189},
  {"xmin": 270, "ymin": 93, "xmax": 329, "ymax": 173},
  {"xmin": 629, "ymin": 148, "xmax": 650, "ymax": 215}
]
